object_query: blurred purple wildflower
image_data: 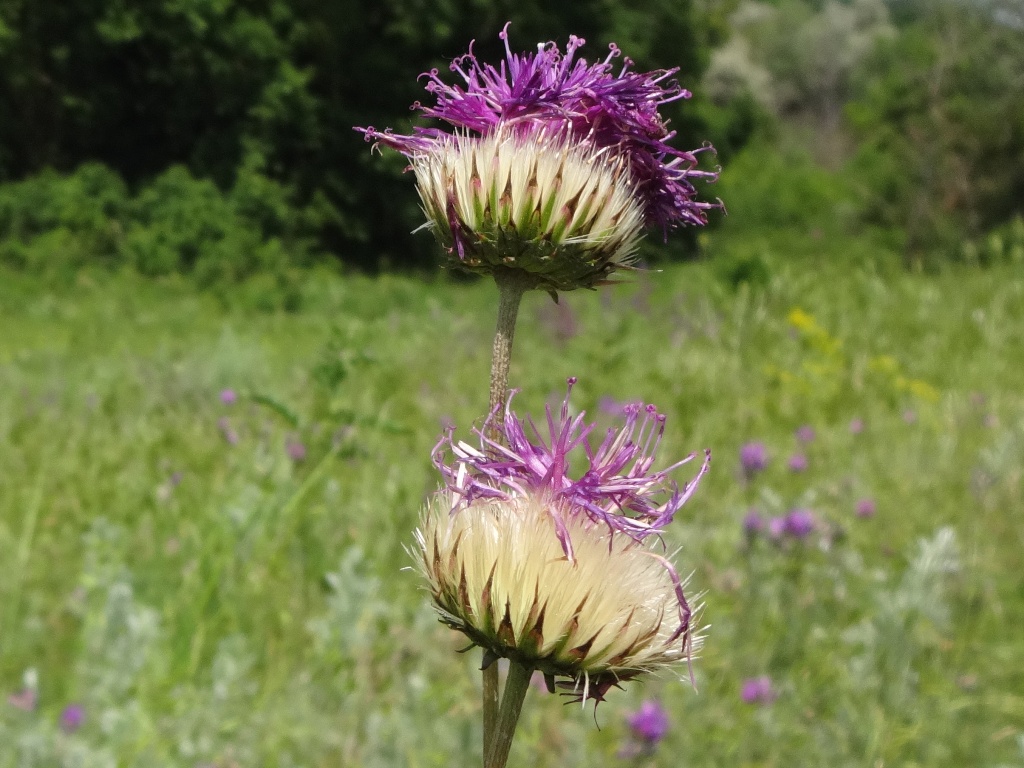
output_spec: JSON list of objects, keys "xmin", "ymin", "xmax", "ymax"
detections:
[
  {"xmin": 849, "ymin": 417, "xmax": 864, "ymax": 434},
  {"xmin": 529, "ymin": 670, "xmax": 551, "ymax": 693},
  {"xmin": 433, "ymin": 377, "xmax": 710, "ymax": 563},
  {"xmin": 537, "ymin": 300, "xmax": 579, "ymax": 346},
  {"xmin": 357, "ymin": 23, "xmax": 720, "ymax": 235},
  {"xmin": 217, "ymin": 417, "xmax": 239, "ymax": 446},
  {"xmin": 903, "ymin": 409, "xmax": 917, "ymax": 424},
  {"xmin": 286, "ymin": 438, "xmax": 307, "ymax": 463},
  {"xmin": 59, "ymin": 704, "xmax": 84, "ymax": 734},
  {"xmin": 855, "ymin": 498, "xmax": 877, "ymax": 518},
  {"xmin": 739, "ymin": 441, "xmax": 768, "ymax": 479},
  {"xmin": 741, "ymin": 676, "xmax": 777, "ymax": 705},
  {"xmin": 219, "ymin": 388, "xmax": 238, "ymax": 405},
  {"xmin": 768, "ymin": 516, "xmax": 787, "ymax": 540},
  {"xmin": 787, "ymin": 452, "xmax": 808, "ymax": 473},
  {"xmin": 795, "ymin": 425, "xmax": 815, "ymax": 443},
  {"xmin": 618, "ymin": 700, "xmax": 670, "ymax": 758},
  {"xmin": 7, "ymin": 688, "xmax": 37, "ymax": 712},
  {"xmin": 743, "ymin": 509, "xmax": 765, "ymax": 537},
  {"xmin": 598, "ymin": 395, "xmax": 628, "ymax": 416},
  {"xmin": 784, "ymin": 508, "xmax": 815, "ymax": 539},
  {"xmin": 628, "ymin": 700, "xmax": 670, "ymax": 743}
]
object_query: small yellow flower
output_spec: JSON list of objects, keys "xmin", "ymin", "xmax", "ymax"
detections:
[{"xmin": 787, "ymin": 307, "xmax": 818, "ymax": 333}]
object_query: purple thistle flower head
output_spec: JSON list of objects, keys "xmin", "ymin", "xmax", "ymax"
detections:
[
  {"xmin": 739, "ymin": 441, "xmax": 768, "ymax": 478},
  {"xmin": 432, "ymin": 377, "xmax": 710, "ymax": 562},
  {"xmin": 360, "ymin": 24, "xmax": 719, "ymax": 231},
  {"xmin": 784, "ymin": 508, "xmax": 815, "ymax": 539},
  {"xmin": 742, "ymin": 509, "xmax": 765, "ymax": 537},
  {"xmin": 598, "ymin": 395, "xmax": 628, "ymax": 416},
  {"xmin": 59, "ymin": 703, "xmax": 85, "ymax": 734},
  {"xmin": 795, "ymin": 424, "xmax": 815, "ymax": 443},
  {"xmin": 219, "ymin": 388, "xmax": 238, "ymax": 405},
  {"xmin": 741, "ymin": 676, "xmax": 776, "ymax": 705},
  {"xmin": 217, "ymin": 417, "xmax": 239, "ymax": 446},
  {"xmin": 767, "ymin": 516, "xmax": 787, "ymax": 540},
  {"xmin": 855, "ymin": 498, "xmax": 877, "ymax": 518},
  {"xmin": 627, "ymin": 699, "xmax": 670, "ymax": 743},
  {"xmin": 286, "ymin": 438, "xmax": 307, "ymax": 463},
  {"xmin": 357, "ymin": 25, "xmax": 720, "ymax": 290},
  {"xmin": 7, "ymin": 687, "xmax": 37, "ymax": 712},
  {"xmin": 787, "ymin": 452, "xmax": 808, "ymax": 473}
]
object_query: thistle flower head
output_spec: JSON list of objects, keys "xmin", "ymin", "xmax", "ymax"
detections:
[
  {"xmin": 358, "ymin": 24, "xmax": 721, "ymax": 290},
  {"xmin": 784, "ymin": 508, "xmax": 815, "ymax": 539},
  {"xmin": 741, "ymin": 675, "xmax": 777, "ymax": 705},
  {"xmin": 432, "ymin": 377, "xmax": 710, "ymax": 561},
  {"xmin": 855, "ymin": 497, "xmax": 877, "ymax": 518},
  {"xmin": 738, "ymin": 441, "xmax": 768, "ymax": 478},
  {"xmin": 410, "ymin": 125, "xmax": 645, "ymax": 290},
  {"xmin": 418, "ymin": 379, "xmax": 709, "ymax": 702},
  {"xmin": 627, "ymin": 699, "xmax": 671, "ymax": 743}
]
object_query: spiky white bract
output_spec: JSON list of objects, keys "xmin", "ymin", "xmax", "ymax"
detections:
[
  {"xmin": 416, "ymin": 491, "xmax": 703, "ymax": 700},
  {"xmin": 411, "ymin": 127, "xmax": 645, "ymax": 291},
  {"xmin": 357, "ymin": 25, "xmax": 723, "ymax": 292}
]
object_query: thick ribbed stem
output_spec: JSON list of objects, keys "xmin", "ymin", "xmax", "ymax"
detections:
[
  {"xmin": 482, "ymin": 267, "xmax": 529, "ymax": 762},
  {"xmin": 488, "ymin": 269, "xmax": 529, "ymax": 419},
  {"xmin": 482, "ymin": 655, "xmax": 501, "ymax": 767},
  {"xmin": 485, "ymin": 661, "xmax": 533, "ymax": 768}
]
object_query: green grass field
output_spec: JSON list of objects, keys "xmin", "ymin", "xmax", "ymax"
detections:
[{"xmin": 1, "ymin": 251, "xmax": 1022, "ymax": 766}]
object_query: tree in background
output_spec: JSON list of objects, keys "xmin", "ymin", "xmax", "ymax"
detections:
[
  {"xmin": 847, "ymin": 0, "xmax": 1024, "ymax": 263},
  {"xmin": 0, "ymin": 0, "xmax": 735, "ymax": 271},
  {"xmin": 702, "ymin": 0, "xmax": 893, "ymax": 165}
]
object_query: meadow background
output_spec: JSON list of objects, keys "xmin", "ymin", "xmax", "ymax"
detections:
[{"xmin": 1, "ymin": 0, "xmax": 1024, "ymax": 766}]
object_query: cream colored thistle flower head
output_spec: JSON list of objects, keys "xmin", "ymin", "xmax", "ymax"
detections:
[
  {"xmin": 416, "ymin": 379, "xmax": 710, "ymax": 702},
  {"xmin": 358, "ymin": 25, "xmax": 722, "ymax": 293},
  {"xmin": 409, "ymin": 126, "xmax": 645, "ymax": 292}
]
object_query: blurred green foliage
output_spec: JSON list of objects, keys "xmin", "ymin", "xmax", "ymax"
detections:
[
  {"xmin": 1, "ymin": 256, "xmax": 1022, "ymax": 765},
  {"xmin": 0, "ymin": 0, "xmax": 720, "ymax": 273},
  {"xmin": 0, "ymin": 0, "xmax": 1021, "ymax": 276}
]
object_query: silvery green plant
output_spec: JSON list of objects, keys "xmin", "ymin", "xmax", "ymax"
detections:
[
  {"xmin": 359, "ymin": 23, "xmax": 720, "ymax": 767},
  {"xmin": 844, "ymin": 527, "xmax": 960, "ymax": 708}
]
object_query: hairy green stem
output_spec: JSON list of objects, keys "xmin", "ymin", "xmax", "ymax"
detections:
[
  {"xmin": 482, "ymin": 656, "xmax": 500, "ymax": 763},
  {"xmin": 488, "ymin": 268, "xmax": 529, "ymax": 420},
  {"xmin": 485, "ymin": 661, "xmax": 533, "ymax": 768},
  {"xmin": 482, "ymin": 267, "xmax": 529, "ymax": 761}
]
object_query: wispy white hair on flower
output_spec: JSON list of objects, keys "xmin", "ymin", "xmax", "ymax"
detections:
[
  {"xmin": 358, "ymin": 24, "xmax": 722, "ymax": 292},
  {"xmin": 416, "ymin": 378, "xmax": 710, "ymax": 703}
]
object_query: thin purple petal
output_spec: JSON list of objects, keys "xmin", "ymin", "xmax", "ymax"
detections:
[
  {"xmin": 357, "ymin": 23, "xmax": 721, "ymax": 232},
  {"xmin": 432, "ymin": 378, "xmax": 708, "ymax": 557}
]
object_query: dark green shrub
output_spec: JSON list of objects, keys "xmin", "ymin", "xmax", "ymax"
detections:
[
  {"xmin": 714, "ymin": 142, "xmax": 854, "ymax": 232},
  {"xmin": 0, "ymin": 164, "xmax": 129, "ymax": 274},
  {"xmin": 122, "ymin": 166, "xmax": 235, "ymax": 276}
]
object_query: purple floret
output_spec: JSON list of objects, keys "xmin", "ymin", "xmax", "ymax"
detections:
[
  {"xmin": 627, "ymin": 699, "xmax": 670, "ymax": 743},
  {"xmin": 743, "ymin": 509, "xmax": 765, "ymax": 536},
  {"xmin": 787, "ymin": 452, "xmax": 808, "ymax": 473},
  {"xmin": 357, "ymin": 23, "xmax": 721, "ymax": 234},
  {"xmin": 855, "ymin": 498, "xmax": 877, "ymax": 518},
  {"xmin": 784, "ymin": 508, "xmax": 815, "ymax": 539},
  {"xmin": 59, "ymin": 704, "xmax": 85, "ymax": 733},
  {"xmin": 741, "ymin": 676, "xmax": 776, "ymax": 705},
  {"xmin": 432, "ymin": 377, "xmax": 710, "ymax": 562},
  {"xmin": 739, "ymin": 441, "xmax": 768, "ymax": 477}
]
